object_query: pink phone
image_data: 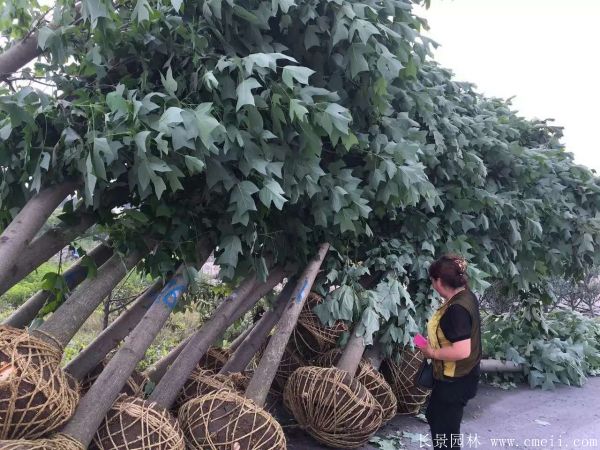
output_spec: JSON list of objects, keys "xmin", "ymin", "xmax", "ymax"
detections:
[{"xmin": 414, "ymin": 333, "xmax": 428, "ymax": 348}]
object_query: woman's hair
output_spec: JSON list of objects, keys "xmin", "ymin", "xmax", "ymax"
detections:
[{"xmin": 428, "ymin": 254, "xmax": 468, "ymax": 288}]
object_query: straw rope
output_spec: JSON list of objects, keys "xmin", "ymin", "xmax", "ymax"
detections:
[
  {"xmin": 175, "ymin": 369, "xmax": 235, "ymax": 411},
  {"xmin": 0, "ymin": 433, "xmax": 85, "ymax": 450},
  {"xmin": 197, "ymin": 348, "xmax": 231, "ymax": 373},
  {"xmin": 313, "ymin": 349, "xmax": 397, "ymax": 423},
  {"xmin": 92, "ymin": 395, "xmax": 184, "ymax": 450},
  {"xmin": 290, "ymin": 293, "xmax": 347, "ymax": 359},
  {"xmin": 0, "ymin": 326, "xmax": 79, "ymax": 439},
  {"xmin": 283, "ymin": 366, "xmax": 383, "ymax": 449},
  {"xmin": 178, "ymin": 389, "xmax": 286, "ymax": 450},
  {"xmin": 380, "ymin": 347, "xmax": 431, "ymax": 415}
]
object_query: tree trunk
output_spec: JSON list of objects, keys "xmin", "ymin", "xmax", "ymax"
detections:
[
  {"xmin": 0, "ymin": 211, "xmax": 97, "ymax": 296},
  {"xmin": 148, "ymin": 267, "xmax": 287, "ymax": 408},
  {"xmin": 0, "ymin": 35, "xmax": 41, "ymax": 80},
  {"xmin": 336, "ymin": 329, "xmax": 366, "ymax": 377},
  {"xmin": 102, "ymin": 291, "xmax": 112, "ymax": 330},
  {"xmin": 480, "ymin": 359, "xmax": 523, "ymax": 373},
  {"xmin": 245, "ymin": 243, "xmax": 329, "ymax": 406},
  {"xmin": 2, "ymin": 243, "xmax": 113, "ymax": 328},
  {"xmin": 227, "ymin": 324, "xmax": 254, "ymax": 353},
  {"xmin": 143, "ymin": 334, "xmax": 192, "ymax": 384},
  {"xmin": 31, "ymin": 251, "xmax": 143, "ymax": 348},
  {"xmin": 64, "ymin": 279, "xmax": 163, "ymax": 380},
  {"xmin": 60, "ymin": 267, "xmax": 189, "ymax": 449},
  {"xmin": 363, "ymin": 340, "xmax": 384, "ymax": 371},
  {"xmin": 0, "ymin": 183, "xmax": 77, "ymax": 290}
]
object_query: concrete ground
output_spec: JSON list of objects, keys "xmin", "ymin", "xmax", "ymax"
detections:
[{"xmin": 285, "ymin": 376, "xmax": 600, "ymax": 450}]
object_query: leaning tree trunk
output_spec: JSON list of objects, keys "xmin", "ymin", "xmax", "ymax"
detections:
[
  {"xmin": 148, "ymin": 266, "xmax": 287, "ymax": 408},
  {"xmin": 2, "ymin": 243, "xmax": 113, "ymax": 328},
  {"xmin": 336, "ymin": 328, "xmax": 366, "ymax": 377},
  {"xmin": 245, "ymin": 243, "xmax": 329, "ymax": 405},
  {"xmin": 143, "ymin": 334, "xmax": 192, "ymax": 384},
  {"xmin": 63, "ymin": 279, "xmax": 164, "ymax": 380},
  {"xmin": 0, "ymin": 35, "xmax": 41, "ymax": 80},
  {"xmin": 30, "ymin": 250, "xmax": 143, "ymax": 348},
  {"xmin": 59, "ymin": 267, "xmax": 190, "ymax": 449},
  {"xmin": 220, "ymin": 276, "xmax": 298, "ymax": 375},
  {"xmin": 0, "ymin": 182, "xmax": 77, "ymax": 290}
]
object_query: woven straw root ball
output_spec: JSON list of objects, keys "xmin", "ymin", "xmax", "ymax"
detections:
[
  {"xmin": 283, "ymin": 366, "xmax": 383, "ymax": 449},
  {"xmin": 91, "ymin": 395, "xmax": 185, "ymax": 450},
  {"xmin": 0, "ymin": 326, "xmax": 79, "ymax": 440},
  {"xmin": 0, "ymin": 434, "xmax": 84, "ymax": 450},
  {"xmin": 174, "ymin": 368, "xmax": 236, "ymax": 411},
  {"xmin": 290, "ymin": 292, "xmax": 347, "ymax": 359},
  {"xmin": 313, "ymin": 349, "xmax": 397, "ymax": 423},
  {"xmin": 178, "ymin": 388, "xmax": 286, "ymax": 450},
  {"xmin": 380, "ymin": 346, "xmax": 431, "ymax": 415},
  {"xmin": 196, "ymin": 347, "xmax": 231, "ymax": 373},
  {"xmin": 80, "ymin": 360, "xmax": 147, "ymax": 397}
]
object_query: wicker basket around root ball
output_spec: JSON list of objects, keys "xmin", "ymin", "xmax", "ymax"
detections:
[
  {"xmin": 283, "ymin": 366, "xmax": 383, "ymax": 449},
  {"xmin": 91, "ymin": 395, "xmax": 185, "ymax": 450},
  {"xmin": 178, "ymin": 388, "xmax": 286, "ymax": 450},
  {"xmin": 380, "ymin": 347, "xmax": 431, "ymax": 415},
  {"xmin": 0, "ymin": 434, "xmax": 85, "ymax": 450},
  {"xmin": 290, "ymin": 292, "xmax": 347, "ymax": 360},
  {"xmin": 80, "ymin": 360, "xmax": 147, "ymax": 397},
  {"xmin": 313, "ymin": 349, "xmax": 397, "ymax": 423},
  {"xmin": 0, "ymin": 326, "xmax": 79, "ymax": 440},
  {"xmin": 196, "ymin": 347, "xmax": 231, "ymax": 373},
  {"xmin": 174, "ymin": 369, "xmax": 236, "ymax": 411}
]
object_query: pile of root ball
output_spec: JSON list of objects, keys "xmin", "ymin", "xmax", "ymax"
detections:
[{"xmin": 0, "ymin": 290, "xmax": 430, "ymax": 450}]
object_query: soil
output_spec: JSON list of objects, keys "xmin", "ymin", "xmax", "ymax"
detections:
[{"xmin": 286, "ymin": 376, "xmax": 600, "ymax": 449}]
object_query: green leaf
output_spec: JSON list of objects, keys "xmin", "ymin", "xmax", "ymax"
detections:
[
  {"xmin": 171, "ymin": 0, "xmax": 183, "ymax": 12},
  {"xmin": 184, "ymin": 155, "xmax": 205, "ymax": 174},
  {"xmin": 325, "ymin": 103, "xmax": 351, "ymax": 134},
  {"xmin": 236, "ymin": 78, "xmax": 262, "ymax": 111},
  {"xmin": 282, "ymin": 66, "xmax": 315, "ymax": 89},
  {"xmin": 230, "ymin": 180, "xmax": 259, "ymax": 225},
  {"xmin": 289, "ymin": 99, "xmax": 308, "ymax": 122},
  {"xmin": 348, "ymin": 44, "xmax": 369, "ymax": 78},
  {"xmin": 81, "ymin": 0, "xmax": 111, "ymax": 27},
  {"xmin": 259, "ymin": 179, "xmax": 287, "ymax": 209},
  {"xmin": 216, "ymin": 235, "xmax": 243, "ymax": 267},
  {"xmin": 160, "ymin": 67, "xmax": 178, "ymax": 97},
  {"xmin": 37, "ymin": 27, "xmax": 55, "ymax": 51},
  {"xmin": 132, "ymin": 0, "xmax": 151, "ymax": 22}
]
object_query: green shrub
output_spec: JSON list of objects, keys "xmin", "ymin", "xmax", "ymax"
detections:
[{"xmin": 0, "ymin": 262, "xmax": 61, "ymax": 312}]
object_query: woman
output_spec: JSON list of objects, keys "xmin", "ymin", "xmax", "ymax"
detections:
[{"xmin": 418, "ymin": 254, "xmax": 482, "ymax": 449}]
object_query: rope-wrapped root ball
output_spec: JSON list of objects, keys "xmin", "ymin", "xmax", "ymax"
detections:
[
  {"xmin": 91, "ymin": 395, "xmax": 185, "ymax": 450},
  {"xmin": 380, "ymin": 346, "xmax": 431, "ymax": 415},
  {"xmin": 291, "ymin": 292, "xmax": 347, "ymax": 359},
  {"xmin": 80, "ymin": 360, "xmax": 147, "ymax": 397},
  {"xmin": 0, "ymin": 326, "xmax": 79, "ymax": 439},
  {"xmin": 313, "ymin": 349, "xmax": 397, "ymax": 423},
  {"xmin": 174, "ymin": 369, "xmax": 235, "ymax": 411},
  {"xmin": 178, "ymin": 389, "xmax": 286, "ymax": 450},
  {"xmin": 0, "ymin": 434, "xmax": 85, "ymax": 450},
  {"xmin": 283, "ymin": 366, "xmax": 383, "ymax": 449},
  {"xmin": 196, "ymin": 347, "xmax": 231, "ymax": 373}
]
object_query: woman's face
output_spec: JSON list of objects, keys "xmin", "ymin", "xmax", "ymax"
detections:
[{"xmin": 430, "ymin": 277, "xmax": 444, "ymax": 296}]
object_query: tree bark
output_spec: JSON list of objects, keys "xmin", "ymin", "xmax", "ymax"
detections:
[
  {"xmin": 227, "ymin": 324, "xmax": 254, "ymax": 353},
  {"xmin": 245, "ymin": 243, "xmax": 329, "ymax": 406},
  {"xmin": 0, "ymin": 183, "xmax": 77, "ymax": 291},
  {"xmin": 220, "ymin": 276, "xmax": 297, "ymax": 375},
  {"xmin": 2, "ymin": 243, "xmax": 113, "ymax": 328},
  {"xmin": 363, "ymin": 340, "xmax": 384, "ymax": 371},
  {"xmin": 61, "ymin": 267, "xmax": 189, "ymax": 449},
  {"xmin": 149, "ymin": 267, "xmax": 287, "ymax": 408},
  {"xmin": 0, "ymin": 211, "xmax": 97, "ymax": 296},
  {"xmin": 480, "ymin": 359, "xmax": 523, "ymax": 373},
  {"xmin": 31, "ymin": 251, "xmax": 143, "ymax": 348},
  {"xmin": 0, "ymin": 34, "xmax": 41, "ymax": 80},
  {"xmin": 336, "ymin": 329, "xmax": 366, "ymax": 377},
  {"xmin": 64, "ymin": 279, "xmax": 163, "ymax": 380}
]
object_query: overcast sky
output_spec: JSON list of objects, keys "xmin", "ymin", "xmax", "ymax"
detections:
[{"xmin": 415, "ymin": 0, "xmax": 600, "ymax": 172}]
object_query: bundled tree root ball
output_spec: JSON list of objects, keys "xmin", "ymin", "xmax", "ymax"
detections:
[
  {"xmin": 283, "ymin": 366, "xmax": 383, "ymax": 449},
  {"xmin": 380, "ymin": 347, "xmax": 431, "ymax": 415},
  {"xmin": 0, "ymin": 326, "xmax": 79, "ymax": 439},
  {"xmin": 290, "ymin": 293, "xmax": 347, "ymax": 359},
  {"xmin": 175, "ymin": 369, "xmax": 235, "ymax": 411},
  {"xmin": 271, "ymin": 344, "xmax": 306, "ymax": 395},
  {"xmin": 80, "ymin": 360, "xmax": 147, "ymax": 397},
  {"xmin": 197, "ymin": 347, "xmax": 231, "ymax": 372},
  {"xmin": 178, "ymin": 389, "xmax": 286, "ymax": 450},
  {"xmin": 313, "ymin": 349, "xmax": 397, "ymax": 423},
  {"xmin": 0, "ymin": 434, "xmax": 85, "ymax": 450},
  {"xmin": 91, "ymin": 395, "xmax": 185, "ymax": 450}
]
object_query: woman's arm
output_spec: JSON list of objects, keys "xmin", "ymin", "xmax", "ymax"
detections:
[{"xmin": 420, "ymin": 338, "xmax": 471, "ymax": 361}]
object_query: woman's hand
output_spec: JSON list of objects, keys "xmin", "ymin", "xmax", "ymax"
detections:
[{"xmin": 418, "ymin": 344, "xmax": 437, "ymax": 360}]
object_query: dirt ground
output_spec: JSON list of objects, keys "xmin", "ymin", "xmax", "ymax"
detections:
[{"xmin": 285, "ymin": 376, "xmax": 600, "ymax": 449}]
